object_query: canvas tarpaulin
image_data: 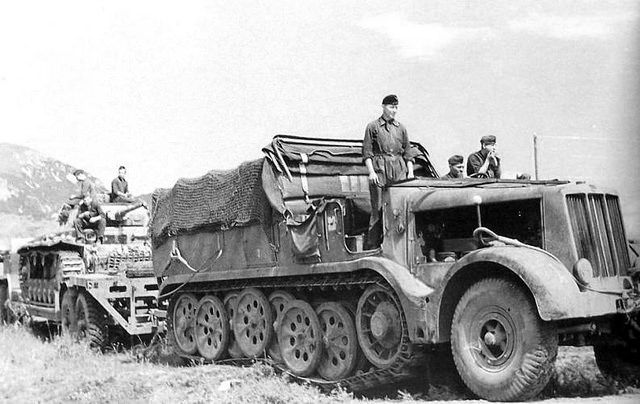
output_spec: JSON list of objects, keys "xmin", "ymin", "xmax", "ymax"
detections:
[{"xmin": 150, "ymin": 159, "xmax": 271, "ymax": 247}]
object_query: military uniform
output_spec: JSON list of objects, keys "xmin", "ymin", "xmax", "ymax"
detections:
[
  {"xmin": 440, "ymin": 172, "xmax": 461, "ymax": 180},
  {"xmin": 67, "ymin": 179, "xmax": 96, "ymax": 207},
  {"xmin": 74, "ymin": 200, "xmax": 106, "ymax": 241},
  {"xmin": 466, "ymin": 150, "xmax": 501, "ymax": 178},
  {"xmin": 362, "ymin": 114, "xmax": 415, "ymax": 248},
  {"xmin": 110, "ymin": 176, "xmax": 136, "ymax": 203}
]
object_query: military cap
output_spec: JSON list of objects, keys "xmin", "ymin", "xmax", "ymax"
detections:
[
  {"xmin": 448, "ymin": 155, "xmax": 464, "ymax": 165},
  {"xmin": 73, "ymin": 169, "xmax": 85, "ymax": 176},
  {"xmin": 480, "ymin": 135, "xmax": 497, "ymax": 145},
  {"xmin": 382, "ymin": 94, "xmax": 398, "ymax": 105}
]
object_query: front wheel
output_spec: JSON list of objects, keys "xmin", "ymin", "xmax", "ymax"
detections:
[
  {"xmin": 451, "ymin": 278, "xmax": 558, "ymax": 401},
  {"xmin": 75, "ymin": 293, "xmax": 108, "ymax": 349},
  {"xmin": 61, "ymin": 290, "xmax": 77, "ymax": 336},
  {"xmin": 594, "ymin": 343, "xmax": 640, "ymax": 385}
]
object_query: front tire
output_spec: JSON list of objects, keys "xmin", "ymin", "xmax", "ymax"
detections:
[
  {"xmin": 594, "ymin": 343, "xmax": 640, "ymax": 385},
  {"xmin": 451, "ymin": 278, "xmax": 558, "ymax": 401},
  {"xmin": 75, "ymin": 293, "xmax": 108, "ymax": 349},
  {"xmin": 61, "ymin": 290, "xmax": 78, "ymax": 337}
]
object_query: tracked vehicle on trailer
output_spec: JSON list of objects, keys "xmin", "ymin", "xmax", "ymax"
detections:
[
  {"xmin": 17, "ymin": 202, "xmax": 160, "ymax": 347},
  {"xmin": 151, "ymin": 135, "xmax": 640, "ymax": 401}
]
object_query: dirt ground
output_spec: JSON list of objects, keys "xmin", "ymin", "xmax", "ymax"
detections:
[{"xmin": 0, "ymin": 325, "xmax": 638, "ymax": 403}]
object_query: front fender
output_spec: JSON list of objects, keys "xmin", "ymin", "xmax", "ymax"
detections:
[
  {"xmin": 437, "ymin": 246, "xmax": 626, "ymax": 323},
  {"xmin": 356, "ymin": 256, "xmax": 434, "ymax": 343}
]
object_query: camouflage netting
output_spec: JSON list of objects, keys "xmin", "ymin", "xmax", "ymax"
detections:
[{"xmin": 150, "ymin": 159, "xmax": 271, "ymax": 247}]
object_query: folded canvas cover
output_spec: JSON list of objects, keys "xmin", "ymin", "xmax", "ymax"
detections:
[{"xmin": 150, "ymin": 135, "xmax": 437, "ymax": 247}]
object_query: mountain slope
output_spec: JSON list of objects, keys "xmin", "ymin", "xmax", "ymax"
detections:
[{"xmin": 0, "ymin": 143, "xmax": 105, "ymax": 239}]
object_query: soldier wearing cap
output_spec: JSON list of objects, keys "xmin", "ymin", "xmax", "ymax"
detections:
[
  {"xmin": 362, "ymin": 94, "xmax": 415, "ymax": 249},
  {"xmin": 67, "ymin": 169, "xmax": 96, "ymax": 207},
  {"xmin": 441, "ymin": 155, "xmax": 465, "ymax": 179},
  {"xmin": 467, "ymin": 135, "xmax": 501, "ymax": 178}
]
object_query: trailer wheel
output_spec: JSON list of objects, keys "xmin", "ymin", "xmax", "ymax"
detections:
[
  {"xmin": 594, "ymin": 343, "xmax": 640, "ymax": 385},
  {"xmin": 61, "ymin": 290, "xmax": 77, "ymax": 336},
  {"xmin": 75, "ymin": 293, "xmax": 108, "ymax": 349},
  {"xmin": 168, "ymin": 293, "xmax": 198, "ymax": 355},
  {"xmin": 451, "ymin": 278, "xmax": 557, "ymax": 401},
  {"xmin": 195, "ymin": 295, "xmax": 229, "ymax": 361}
]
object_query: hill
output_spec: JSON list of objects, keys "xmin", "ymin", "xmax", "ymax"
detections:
[{"xmin": 0, "ymin": 143, "xmax": 106, "ymax": 243}]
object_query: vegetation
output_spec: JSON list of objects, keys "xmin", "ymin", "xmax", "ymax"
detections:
[{"xmin": 0, "ymin": 325, "xmax": 638, "ymax": 403}]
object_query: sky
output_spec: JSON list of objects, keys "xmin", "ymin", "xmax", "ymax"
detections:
[{"xmin": 0, "ymin": 1, "xmax": 639, "ymax": 233}]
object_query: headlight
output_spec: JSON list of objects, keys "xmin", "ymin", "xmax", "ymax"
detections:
[{"xmin": 573, "ymin": 258, "xmax": 594, "ymax": 286}]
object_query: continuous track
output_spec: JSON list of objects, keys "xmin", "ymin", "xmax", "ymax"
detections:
[{"xmin": 166, "ymin": 271, "xmax": 425, "ymax": 392}]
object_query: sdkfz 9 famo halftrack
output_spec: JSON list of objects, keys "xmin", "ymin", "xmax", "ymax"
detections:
[
  {"xmin": 151, "ymin": 135, "xmax": 640, "ymax": 402},
  {"xmin": 17, "ymin": 201, "xmax": 160, "ymax": 348}
]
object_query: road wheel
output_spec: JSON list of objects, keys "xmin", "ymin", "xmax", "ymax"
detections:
[
  {"xmin": 233, "ymin": 287, "xmax": 273, "ymax": 358},
  {"xmin": 75, "ymin": 293, "xmax": 108, "ymax": 349},
  {"xmin": 168, "ymin": 293, "xmax": 198, "ymax": 355},
  {"xmin": 195, "ymin": 295, "xmax": 229, "ymax": 361},
  {"xmin": 451, "ymin": 278, "xmax": 558, "ymax": 401},
  {"xmin": 268, "ymin": 290, "xmax": 295, "ymax": 363},
  {"xmin": 278, "ymin": 299, "xmax": 323, "ymax": 376},
  {"xmin": 60, "ymin": 290, "xmax": 78, "ymax": 337},
  {"xmin": 594, "ymin": 343, "xmax": 640, "ymax": 385},
  {"xmin": 316, "ymin": 302, "xmax": 358, "ymax": 380},
  {"xmin": 356, "ymin": 285, "xmax": 405, "ymax": 369},
  {"xmin": 223, "ymin": 292, "xmax": 243, "ymax": 358}
]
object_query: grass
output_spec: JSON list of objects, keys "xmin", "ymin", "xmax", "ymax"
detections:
[
  {"xmin": 0, "ymin": 326, "xmax": 352, "ymax": 404},
  {"xmin": 0, "ymin": 325, "xmax": 638, "ymax": 403}
]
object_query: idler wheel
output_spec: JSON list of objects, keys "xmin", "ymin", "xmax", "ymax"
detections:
[
  {"xmin": 170, "ymin": 293, "xmax": 198, "ymax": 355},
  {"xmin": 223, "ymin": 292, "xmax": 243, "ymax": 358},
  {"xmin": 278, "ymin": 299, "xmax": 323, "ymax": 376},
  {"xmin": 195, "ymin": 295, "xmax": 229, "ymax": 361},
  {"xmin": 233, "ymin": 287, "xmax": 273, "ymax": 358},
  {"xmin": 316, "ymin": 302, "xmax": 358, "ymax": 380},
  {"xmin": 267, "ymin": 290, "xmax": 295, "ymax": 362},
  {"xmin": 356, "ymin": 285, "xmax": 404, "ymax": 368}
]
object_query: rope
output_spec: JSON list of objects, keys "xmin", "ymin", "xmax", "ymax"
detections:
[{"xmin": 157, "ymin": 237, "xmax": 223, "ymax": 300}]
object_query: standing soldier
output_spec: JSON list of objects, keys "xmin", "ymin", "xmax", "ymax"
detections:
[
  {"xmin": 467, "ymin": 135, "xmax": 501, "ymax": 178},
  {"xmin": 362, "ymin": 94, "xmax": 415, "ymax": 249},
  {"xmin": 441, "ymin": 155, "xmax": 465, "ymax": 179}
]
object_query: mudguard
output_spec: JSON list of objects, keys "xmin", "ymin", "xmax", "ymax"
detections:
[
  {"xmin": 436, "ymin": 246, "xmax": 627, "ymax": 323},
  {"xmin": 325, "ymin": 255, "xmax": 434, "ymax": 344}
]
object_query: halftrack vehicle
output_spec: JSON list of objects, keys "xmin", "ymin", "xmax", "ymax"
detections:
[
  {"xmin": 17, "ymin": 201, "xmax": 160, "ymax": 347},
  {"xmin": 151, "ymin": 135, "xmax": 640, "ymax": 401}
]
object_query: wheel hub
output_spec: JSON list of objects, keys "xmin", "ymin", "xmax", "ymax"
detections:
[
  {"xmin": 471, "ymin": 312, "xmax": 515, "ymax": 369},
  {"xmin": 371, "ymin": 310, "xmax": 389, "ymax": 339}
]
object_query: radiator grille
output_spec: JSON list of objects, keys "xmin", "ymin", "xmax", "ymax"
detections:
[{"xmin": 566, "ymin": 194, "xmax": 630, "ymax": 277}]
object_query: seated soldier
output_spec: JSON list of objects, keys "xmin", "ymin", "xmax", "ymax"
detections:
[
  {"xmin": 74, "ymin": 194, "xmax": 106, "ymax": 243},
  {"xmin": 440, "ymin": 155, "xmax": 465, "ymax": 179},
  {"xmin": 58, "ymin": 169, "xmax": 96, "ymax": 225},
  {"xmin": 467, "ymin": 135, "xmax": 501, "ymax": 178},
  {"xmin": 110, "ymin": 166, "xmax": 146, "ymax": 210},
  {"xmin": 67, "ymin": 169, "xmax": 95, "ymax": 207}
]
